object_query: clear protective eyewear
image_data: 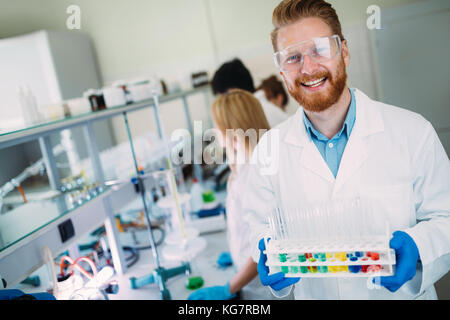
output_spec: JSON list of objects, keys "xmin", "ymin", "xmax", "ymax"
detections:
[{"xmin": 274, "ymin": 35, "xmax": 342, "ymax": 73}]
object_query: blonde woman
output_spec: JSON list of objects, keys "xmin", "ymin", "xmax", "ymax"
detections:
[{"xmin": 188, "ymin": 89, "xmax": 277, "ymax": 300}]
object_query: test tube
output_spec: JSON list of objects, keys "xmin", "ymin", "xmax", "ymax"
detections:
[
  {"xmin": 289, "ymin": 256, "xmax": 299, "ymax": 274},
  {"xmin": 291, "ymin": 266, "xmax": 299, "ymax": 274},
  {"xmin": 336, "ymin": 252, "xmax": 347, "ymax": 261},
  {"xmin": 318, "ymin": 266, "xmax": 328, "ymax": 273},
  {"xmin": 319, "ymin": 253, "xmax": 326, "ymax": 262},
  {"xmin": 275, "ymin": 208, "xmax": 285, "ymax": 240},
  {"xmin": 349, "ymin": 266, "xmax": 361, "ymax": 273},
  {"xmin": 347, "ymin": 199, "xmax": 357, "ymax": 242},
  {"xmin": 283, "ymin": 211, "xmax": 290, "ymax": 241},
  {"xmin": 311, "ymin": 207, "xmax": 322, "ymax": 244},
  {"xmin": 335, "ymin": 201, "xmax": 345, "ymax": 244},
  {"xmin": 339, "ymin": 266, "xmax": 349, "ymax": 273},
  {"xmin": 329, "ymin": 266, "xmax": 338, "ymax": 273},
  {"xmin": 323, "ymin": 204, "xmax": 334, "ymax": 246},
  {"xmin": 268, "ymin": 210, "xmax": 276, "ymax": 239},
  {"xmin": 370, "ymin": 252, "xmax": 380, "ymax": 261},
  {"xmin": 349, "ymin": 257, "xmax": 361, "ymax": 273},
  {"xmin": 367, "ymin": 265, "xmax": 381, "ymax": 273},
  {"xmin": 303, "ymin": 209, "xmax": 313, "ymax": 244}
]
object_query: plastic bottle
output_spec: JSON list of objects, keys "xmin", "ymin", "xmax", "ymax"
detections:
[{"xmin": 190, "ymin": 178, "xmax": 203, "ymax": 213}]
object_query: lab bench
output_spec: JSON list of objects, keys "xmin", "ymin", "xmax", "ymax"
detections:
[
  {"xmin": 0, "ymin": 85, "xmax": 213, "ymax": 290},
  {"xmin": 13, "ymin": 226, "xmax": 236, "ymax": 300}
]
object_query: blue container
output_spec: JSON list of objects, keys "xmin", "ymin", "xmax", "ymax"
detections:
[{"xmin": 349, "ymin": 265, "xmax": 361, "ymax": 273}]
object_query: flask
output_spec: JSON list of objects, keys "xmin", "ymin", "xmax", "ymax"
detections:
[{"xmin": 189, "ymin": 178, "xmax": 203, "ymax": 213}]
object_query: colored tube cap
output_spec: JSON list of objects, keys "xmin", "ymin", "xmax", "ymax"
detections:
[
  {"xmin": 349, "ymin": 265, "xmax": 361, "ymax": 273},
  {"xmin": 339, "ymin": 266, "xmax": 349, "ymax": 272},
  {"xmin": 186, "ymin": 276, "xmax": 204, "ymax": 290},
  {"xmin": 370, "ymin": 252, "xmax": 380, "ymax": 261},
  {"xmin": 202, "ymin": 191, "xmax": 215, "ymax": 203},
  {"xmin": 368, "ymin": 265, "xmax": 381, "ymax": 273},
  {"xmin": 319, "ymin": 266, "xmax": 328, "ymax": 273},
  {"xmin": 329, "ymin": 266, "xmax": 338, "ymax": 273}
]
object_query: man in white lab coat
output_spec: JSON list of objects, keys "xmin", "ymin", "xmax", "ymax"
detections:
[{"xmin": 244, "ymin": 0, "xmax": 450, "ymax": 299}]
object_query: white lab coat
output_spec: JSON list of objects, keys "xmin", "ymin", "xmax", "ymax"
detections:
[
  {"xmin": 254, "ymin": 90, "xmax": 290, "ymax": 128},
  {"xmin": 243, "ymin": 88, "xmax": 450, "ymax": 300},
  {"xmin": 226, "ymin": 164, "xmax": 282, "ymax": 300}
]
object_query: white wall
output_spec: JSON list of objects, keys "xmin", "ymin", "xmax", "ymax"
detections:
[{"xmin": 0, "ymin": 0, "xmax": 426, "ymax": 143}]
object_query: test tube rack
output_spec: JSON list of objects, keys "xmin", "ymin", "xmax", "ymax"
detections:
[{"xmin": 264, "ymin": 236, "xmax": 396, "ymax": 278}]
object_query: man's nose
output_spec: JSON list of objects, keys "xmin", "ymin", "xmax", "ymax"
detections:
[{"xmin": 300, "ymin": 55, "xmax": 320, "ymax": 76}]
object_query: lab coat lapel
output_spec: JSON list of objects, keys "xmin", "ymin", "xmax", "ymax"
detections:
[
  {"xmin": 334, "ymin": 128, "xmax": 368, "ymax": 192},
  {"xmin": 300, "ymin": 140, "xmax": 335, "ymax": 183},
  {"xmin": 284, "ymin": 109, "xmax": 335, "ymax": 183},
  {"xmin": 334, "ymin": 89, "xmax": 385, "ymax": 192}
]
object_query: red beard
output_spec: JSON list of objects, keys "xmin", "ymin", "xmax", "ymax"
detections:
[{"xmin": 287, "ymin": 58, "xmax": 347, "ymax": 113}]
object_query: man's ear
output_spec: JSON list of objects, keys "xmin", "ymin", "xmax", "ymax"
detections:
[{"xmin": 342, "ymin": 39, "xmax": 351, "ymax": 67}]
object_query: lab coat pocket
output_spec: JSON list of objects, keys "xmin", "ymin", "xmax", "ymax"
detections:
[{"xmin": 358, "ymin": 183, "xmax": 414, "ymax": 233}]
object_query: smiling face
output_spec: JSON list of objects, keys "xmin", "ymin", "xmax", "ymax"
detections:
[{"xmin": 277, "ymin": 17, "xmax": 350, "ymax": 113}]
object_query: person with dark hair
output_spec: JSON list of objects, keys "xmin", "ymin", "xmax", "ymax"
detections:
[
  {"xmin": 254, "ymin": 75, "xmax": 290, "ymax": 127},
  {"xmin": 188, "ymin": 90, "xmax": 276, "ymax": 300},
  {"xmin": 256, "ymin": 75, "xmax": 289, "ymax": 110},
  {"xmin": 212, "ymin": 59, "xmax": 289, "ymax": 127},
  {"xmin": 211, "ymin": 58, "xmax": 255, "ymax": 95}
]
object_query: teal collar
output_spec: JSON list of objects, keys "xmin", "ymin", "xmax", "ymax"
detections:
[{"xmin": 303, "ymin": 88, "xmax": 356, "ymax": 141}]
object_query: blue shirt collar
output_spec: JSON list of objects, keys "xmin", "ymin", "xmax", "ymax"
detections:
[{"xmin": 303, "ymin": 88, "xmax": 356, "ymax": 141}]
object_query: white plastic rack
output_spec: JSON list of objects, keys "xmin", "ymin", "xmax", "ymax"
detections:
[{"xmin": 264, "ymin": 236, "xmax": 396, "ymax": 278}]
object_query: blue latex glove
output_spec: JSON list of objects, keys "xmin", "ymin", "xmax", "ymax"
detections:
[
  {"xmin": 374, "ymin": 231, "xmax": 420, "ymax": 292},
  {"xmin": 257, "ymin": 238, "xmax": 300, "ymax": 291},
  {"xmin": 188, "ymin": 282, "xmax": 236, "ymax": 300},
  {"xmin": 0, "ymin": 289, "xmax": 55, "ymax": 300},
  {"xmin": 217, "ymin": 251, "xmax": 233, "ymax": 268}
]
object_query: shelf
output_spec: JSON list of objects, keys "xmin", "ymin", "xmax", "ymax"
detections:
[
  {"xmin": 0, "ymin": 85, "xmax": 210, "ymax": 149},
  {"xmin": 0, "ymin": 181, "xmax": 140, "ymax": 287},
  {"xmin": 0, "ymin": 84, "xmax": 211, "ymax": 289},
  {"xmin": 0, "ymin": 187, "xmax": 109, "ymax": 254}
]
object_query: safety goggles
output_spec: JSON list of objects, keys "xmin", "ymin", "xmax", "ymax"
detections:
[{"xmin": 274, "ymin": 35, "xmax": 342, "ymax": 73}]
